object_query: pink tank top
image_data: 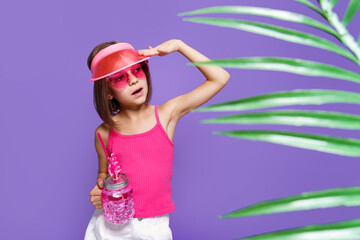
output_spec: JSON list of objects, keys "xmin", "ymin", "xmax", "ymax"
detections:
[{"xmin": 107, "ymin": 105, "xmax": 175, "ymax": 218}]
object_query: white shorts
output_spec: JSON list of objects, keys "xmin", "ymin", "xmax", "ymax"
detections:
[{"xmin": 84, "ymin": 209, "xmax": 173, "ymax": 240}]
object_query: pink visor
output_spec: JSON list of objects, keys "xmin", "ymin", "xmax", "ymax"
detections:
[{"xmin": 90, "ymin": 42, "xmax": 151, "ymax": 81}]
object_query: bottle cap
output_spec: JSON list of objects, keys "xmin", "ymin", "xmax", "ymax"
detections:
[{"xmin": 103, "ymin": 173, "xmax": 129, "ymax": 190}]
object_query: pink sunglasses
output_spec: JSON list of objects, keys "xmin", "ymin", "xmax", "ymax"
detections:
[{"xmin": 106, "ymin": 62, "xmax": 147, "ymax": 89}]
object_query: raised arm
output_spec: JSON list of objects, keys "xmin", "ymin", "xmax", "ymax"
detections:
[{"xmin": 164, "ymin": 40, "xmax": 230, "ymax": 121}]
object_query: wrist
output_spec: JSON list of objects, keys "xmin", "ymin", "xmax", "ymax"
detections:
[
  {"xmin": 177, "ymin": 40, "xmax": 186, "ymax": 53},
  {"xmin": 97, "ymin": 172, "xmax": 108, "ymax": 180}
]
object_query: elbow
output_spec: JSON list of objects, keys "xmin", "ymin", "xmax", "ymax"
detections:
[
  {"xmin": 225, "ymin": 72, "xmax": 230, "ymax": 81},
  {"xmin": 220, "ymin": 73, "xmax": 230, "ymax": 85},
  {"xmin": 208, "ymin": 73, "xmax": 230, "ymax": 86}
]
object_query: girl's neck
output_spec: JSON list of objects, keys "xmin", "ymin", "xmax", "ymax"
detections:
[{"xmin": 117, "ymin": 103, "xmax": 150, "ymax": 122}]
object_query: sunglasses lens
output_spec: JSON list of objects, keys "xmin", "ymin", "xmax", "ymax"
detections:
[{"xmin": 107, "ymin": 64, "xmax": 145, "ymax": 89}]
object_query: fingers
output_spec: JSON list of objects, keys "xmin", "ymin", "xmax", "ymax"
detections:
[
  {"xmin": 90, "ymin": 195, "xmax": 101, "ymax": 203},
  {"xmin": 138, "ymin": 40, "xmax": 179, "ymax": 56},
  {"xmin": 90, "ymin": 193, "xmax": 103, "ymax": 209},
  {"xmin": 92, "ymin": 199, "xmax": 103, "ymax": 209},
  {"xmin": 95, "ymin": 203, "xmax": 103, "ymax": 209},
  {"xmin": 90, "ymin": 184, "xmax": 103, "ymax": 208},
  {"xmin": 90, "ymin": 186, "xmax": 102, "ymax": 196},
  {"xmin": 138, "ymin": 45, "xmax": 159, "ymax": 56},
  {"xmin": 91, "ymin": 200, "xmax": 103, "ymax": 209},
  {"xmin": 91, "ymin": 196, "xmax": 103, "ymax": 209},
  {"xmin": 138, "ymin": 49, "xmax": 156, "ymax": 56}
]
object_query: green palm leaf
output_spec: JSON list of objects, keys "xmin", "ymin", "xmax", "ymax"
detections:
[
  {"xmin": 181, "ymin": 17, "xmax": 357, "ymax": 63},
  {"xmin": 235, "ymin": 218, "xmax": 360, "ymax": 240},
  {"xmin": 296, "ymin": 0, "xmax": 326, "ymax": 17},
  {"xmin": 330, "ymin": 0, "xmax": 340, "ymax": 8},
  {"xmin": 201, "ymin": 110, "xmax": 360, "ymax": 130},
  {"xmin": 342, "ymin": 0, "xmax": 360, "ymax": 26},
  {"xmin": 220, "ymin": 187, "xmax": 360, "ymax": 219},
  {"xmin": 192, "ymin": 89, "xmax": 360, "ymax": 112},
  {"xmin": 319, "ymin": 0, "xmax": 360, "ymax": 61},
  {"xmin": 181, "ymin": 1, "xmax": 360, "ymax": 238},
  {"xmin": 187, "ymin": 57, "xmax": 360, "ymax": 83},
  {"xmin": 178, "ymin": 6, "xmax": 339, "ymax": 38},
  {"xmin": 213, "ymin": 130, "xmax": 360, "ymax": 157}
]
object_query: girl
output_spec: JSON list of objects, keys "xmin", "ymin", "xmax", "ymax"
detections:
[{"xmin": 84, "ymin": 39, "xmax": 230, "ymax": 240}]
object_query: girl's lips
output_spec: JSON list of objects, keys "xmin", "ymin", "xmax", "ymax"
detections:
[{"xmin": 132, "ymin": 88, "xmax": 143, "ymax": 97}]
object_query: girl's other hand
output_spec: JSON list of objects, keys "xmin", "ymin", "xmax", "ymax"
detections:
[
  {"xmin": 137, "ymin": 39, "xmax": 183, "ymax": 57},
  {"xmin": 90, "ymin": 179, "xmax": 104, "ymax": 209}
]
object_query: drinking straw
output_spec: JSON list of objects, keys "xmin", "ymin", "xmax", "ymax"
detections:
[{"xmin": 97, "ymin": 132, "xmax": 109, "ymax": 159}]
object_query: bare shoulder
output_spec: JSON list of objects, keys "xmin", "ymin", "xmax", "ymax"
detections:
[
  {"xmin": 95, "ymin": 123, "xmax": 111, "ymax": 145},
  {"xmin": 95, "ymin": 123, "xmax": 110, "ymax": 136}
]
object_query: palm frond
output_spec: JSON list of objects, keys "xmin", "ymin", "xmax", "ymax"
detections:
[
  {"xmin": 201, "ymin": 110, "xmax": 360, "ymax": 130},
  {"xmin": 181, "ymin": 17, "xmax": 358, "ymax": 63},
  {"xmin": 342, "ymin": 0, "xmax": 360, "ymax": 26},
  {"xmin": 192, "ymin": 89, "xmax": 360, "ymax": 112},
  {"xmin": 235, "ymin": 218, "xmax": 360, "ymax": 240},
  {"xmin": 187, "ymin": 57, "xmax": 360, "ymax": 83},
  {"xmin": 330, "ymin": 0, "xmax": 340, "ymax": 9},
  {"xmin": 220, "ymin": 187, "xmax": 360, "ymax": 219},
  {"xmin": 180, "ymin": 0, "xmax": 360, "ymax": 237},
  {"xmin": 296, "ymin": 0, "xmax": 326, "ymax": 18},
  {"xmin": 319, "ymin": 0, "xmax": 360, "ymax": 61},
  {"xmin": 213, "ymin": 130, "xmax": 360, "ymax": 157},
  {"xmin": 178, "ymin": 6, "xmax": 339, "ymax": 38}
]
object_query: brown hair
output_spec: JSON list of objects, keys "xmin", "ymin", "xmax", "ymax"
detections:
[{"xmin": 87, "ymin": 41, "xmax": 152, "ymax": 127}]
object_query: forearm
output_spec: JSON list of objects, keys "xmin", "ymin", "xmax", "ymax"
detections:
[{"xmin": 177, "ymin": 40, "xmax": 230, "ymax": 85}]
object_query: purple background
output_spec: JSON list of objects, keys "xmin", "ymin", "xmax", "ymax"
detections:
[{"xmin": 1, "ymin": 0, "xmax": 360, "ymax": 239}]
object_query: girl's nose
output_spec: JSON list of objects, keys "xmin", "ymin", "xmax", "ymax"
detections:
[{"xmin": 128, "ymin": 72, "xmax": 138, "ymax": 85}]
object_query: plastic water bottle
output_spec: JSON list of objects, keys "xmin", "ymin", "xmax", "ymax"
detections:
[{"xmin": 102, "ymin": 173, "xmax": 135, "ymax": 224}]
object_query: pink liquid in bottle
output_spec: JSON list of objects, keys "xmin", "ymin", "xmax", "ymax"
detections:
[{"xmin": 102, "ymin": 173, "xmax": 135, "ymax": 224}]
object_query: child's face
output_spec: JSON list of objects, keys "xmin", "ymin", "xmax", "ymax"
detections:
[{"xmin": 107, "ymin": 63, "xmax": 148, "ymax": 104}]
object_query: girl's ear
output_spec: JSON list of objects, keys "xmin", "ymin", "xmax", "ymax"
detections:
[{"xmin": 108, "ymin": 94, "xmax": 113, "ymax": 100}]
